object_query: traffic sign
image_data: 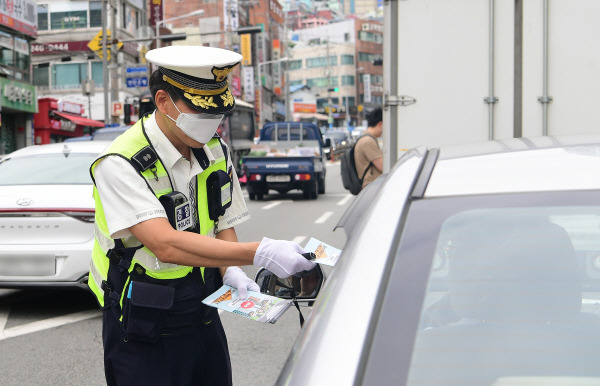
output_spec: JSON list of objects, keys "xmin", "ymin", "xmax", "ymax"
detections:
[
  {"xmin": 126, "ymin": 66, "xmax": 147, "ymax": 74},
  {"xmin": 126, "ymin": 77, "xmax": 148, "ymax": 88},
  {"xmin": 112, "ymin": 101, "xmax": 123, "ymax": 116},
  {"xmin": 87, "ymin": 29, "xmax": 123, "ymax": 61}
]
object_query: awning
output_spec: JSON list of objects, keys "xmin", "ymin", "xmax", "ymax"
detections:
[
  {"xmin": 54, "ymin": 112, "xmax": 105, "ymax": 128},
  {"xmin": 293, "ymin": 112, "xmax": 329, "ymax": 121}
]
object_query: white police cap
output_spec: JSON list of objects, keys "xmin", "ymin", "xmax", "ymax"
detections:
[{"xmin": 145, "ymin": 46, "xmax": 243, "ymax": 114}]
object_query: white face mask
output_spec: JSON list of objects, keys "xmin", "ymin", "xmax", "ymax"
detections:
[{"xmin": 166, "ymin": 94, "xmax": 224, "ymax": 143}]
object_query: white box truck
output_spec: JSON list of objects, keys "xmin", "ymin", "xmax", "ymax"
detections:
[{"xmin": 383, "ymin": 0, "xmax": 600, "ymax": 170}]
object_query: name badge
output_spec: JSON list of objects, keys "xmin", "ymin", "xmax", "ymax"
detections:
[{"xmin": 175, "ymin": 201, "xmax": 192, "ymax": 231}]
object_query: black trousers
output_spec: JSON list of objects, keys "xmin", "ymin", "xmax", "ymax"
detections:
[{"xmin": 102, "ymin": 271, "xmax": 232, "ymax": 386}]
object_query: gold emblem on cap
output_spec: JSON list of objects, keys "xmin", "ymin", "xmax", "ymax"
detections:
[
  {"xmin": 212, "ymin": 66, "xmax": 235, "ymax": 82},
  {"xmin": 221, "ymin": 91, "xmax": 234, "ymax": 107},
  {"xmin": 184, "ymin": 93, "xmax": 218, "ymax": 109}
]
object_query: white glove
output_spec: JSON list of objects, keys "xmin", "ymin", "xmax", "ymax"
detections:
[
  {"xmin": 253, "ymin": 237, "xmax": 317, "ymax": 278},
  {"xmin": 223, "ymin": 266, "xmax": 260, "ymax": 300}
]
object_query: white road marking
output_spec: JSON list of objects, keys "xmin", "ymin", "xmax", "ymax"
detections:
[
  {"xmin": 0, "ymin": 309, "xmax": 100, "ymax": 341},
  {"xmin": 337, "ymin": 194, "xmax": 353, "ymax": 206},
  {"xmin": 292, "ymin": 236, "xmax": 307, "ymax": 245},
  {"xmin": 315, "ymin": 211, "xmax": 334, "ymax": 224},
  {"xmin": 262, "ymin": 201, "xmax": 282, "ymax": 210},
  {"xmin": 0, "ymin": 306, "xmax": 9, "ymax": 339}
]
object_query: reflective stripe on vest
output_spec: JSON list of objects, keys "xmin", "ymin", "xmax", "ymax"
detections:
[{"xmin": 88, "ymin": 117, "xmax": 228, "ymax": 307}]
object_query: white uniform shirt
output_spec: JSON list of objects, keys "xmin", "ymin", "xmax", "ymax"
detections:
[{"xmin": 94, "ymin": 113, "xmax": 250, "ymax": 243}]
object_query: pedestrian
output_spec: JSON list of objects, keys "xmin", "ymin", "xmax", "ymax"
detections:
[
  {"xmin": 354, "ymin": 107, "xmax": 383, "ymax": 188},
  {"xmin": 87, "ymin": 45, "xmax": 316, "ymax": 386}
]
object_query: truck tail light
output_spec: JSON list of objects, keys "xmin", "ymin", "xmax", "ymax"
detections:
[
  {"xmin": 295, "ymin": 174, "xmax": 311, "ymax": 181},
  {"xmin": 250, "ymin": 174, "xmax": 262, "ymax": 181}
]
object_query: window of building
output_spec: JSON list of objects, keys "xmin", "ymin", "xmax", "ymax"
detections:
[
  {"xmin": 360, "ymin": 95, "xmax": 383, "ymax": 104},
  {"xmin": 289, "ymin": 59, "xmax": 302, "ymax": 70},
  {"xmin": 289, "ymin": 79, "xmax": 303, "ymax": 87},
  {"xmin": 90, "ymin": 1, "xmax": 102, "ymax": 27},
  {"xmin": 371, "ymin": 75, "xmax": 384, "ymax": 85},
  {"xmin": 91, "ymin": 62, "xmax": 104, "ymax": 88},
  {"xmin": 307, "ymin": 76, "xmax": 338, "ymax": 88},
  {"xmin": 38, "ymin": 1, "xmax": 117, "ymax": 30},
  {"xmin": 344, "ymin": 33, "xmax": 350, "ymax": 42},
  {"xmin": 341, "ymin": 55, "xmax": 354, "ymax": 65},
  {"xmin": 50, "ymin": 1, "xmax": 88, "ymax": 30},
  {"xmin": 0, "ymin": 31, "xmax": 15, "ymax": 69},
  {"xmin": 35, "ymin": 61, "xmax": 104, "ymax": 90},
  {"xmin": 38, "ymin": 4, "xmax": 49, "ymax": 31},
  {"xmin": 0, "ymin": 32, "xmax": 30, "ymax": 82},
  {"xmin": 306, "ymin": 56, "xmax": 337, "ymax": 68},
  {"xmin": 52, "ymin": 62, "xmax": 88, "ymax": 90},
  {"xmin": 342, "ymin": 75, "xmax": 355, "ymax": 86},
  {"xmin": 358, "ymin": 31, "xmax": 383, "ymax": 44},
  {"xmin": 359, "ymin": 52, "xmax": 383, "ymax": 63},
  {"xmin": 33, "ymin": 66, "xmax": 50, "ymax": 90}
]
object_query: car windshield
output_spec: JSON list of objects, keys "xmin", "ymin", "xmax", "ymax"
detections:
[
  {"xmin": 0, "ymin": 153, "xmax": 96, "ymax": 185},
  {"xmin": 325, "ymin": 131, "xmax": 348, "ymax": 142},
  {"xmin": 366, "ymin": 191, "xmax": 600, "ymax": 384}
]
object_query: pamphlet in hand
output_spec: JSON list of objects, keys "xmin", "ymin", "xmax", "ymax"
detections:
[
  {"xmin": 304, "ymin": 237, "xmax": 342, "ymax": 266},
  {"xmin": 202, "ymin": 285, "xmax": 292, "ymax": 324}
]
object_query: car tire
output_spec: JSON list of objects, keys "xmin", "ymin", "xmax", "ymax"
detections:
[
  {"xmin": 310, "ymin": 180, "xmax": 318, "ymax": 200},
  {"xmin": 249, "ymin": 193, "xmax": 256, "ymax": 201},
  {"xmin": 318, "ymin": 176, "xmax": 325, "ymax": 194}
]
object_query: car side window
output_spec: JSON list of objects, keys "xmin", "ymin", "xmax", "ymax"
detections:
[
  {"xmin": 408, "ymin": 208, "xmax": 600, "ymax": 385},
  {"xmin": 362, "ymin": 192, "xmax": 600, "ymax": 385}
]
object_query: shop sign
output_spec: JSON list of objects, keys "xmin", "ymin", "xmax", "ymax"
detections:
[
  {"xmin": 58, "ymin": 100, "xmax": 83, "ymax": 115},
  {"xmin": 223, "ymin": 0, "xmax": 239, "ymax": 31},
  {"xmin": 243, "ymin": 67, "xmax": 254, "ymax": 102},
  {"xmin": 0, "ymin": 78, "xmax": 36, "ymax": 113},
  {"xmin": 231, "ymin": 77, "xmax": 241, "ymax": 97},
  {"xmin": 0, "ymin": 0, "xmax": 37, "ymax": 38},
  {"xmin": 294, "ymin": 102, "xmax": 317, "ymax": 113},
  {"xmin": 60, "ymin": 119, "xmax": 76, "ymax": 132},
  {"xmin": 31, "ymin": 41, "xmax": 90, "ymax": 55},
  {"xmin": 149, "ymin": 0, "xmax": 163, "ymax": 27},
  {"xmin": 240, "ymin": 34, "xmax": 252, "ymax": 66},
  {"xmin": 269, "ymin": 0, "xmax": 283, "ymax": 24}
]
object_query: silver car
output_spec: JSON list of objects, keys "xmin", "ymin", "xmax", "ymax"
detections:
[
  {"xmin": 0, "ymin": 141, "xmax": 109, "ymax": 287},
  {"xmin": 273, "ymin": 133, "xmax": 600, "ymax": 385}
]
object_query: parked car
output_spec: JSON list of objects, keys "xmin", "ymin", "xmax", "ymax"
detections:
[
  {"xmin": 268, "ymin": 133, "xmax": 600, "ymax": 385},
  {"xmin": 64, "ymin": 125, "xmax": 130, "ymax": 142},
  {"xmin": 0, "ymin": 141, "xmax": 110, "ymax": 288}
]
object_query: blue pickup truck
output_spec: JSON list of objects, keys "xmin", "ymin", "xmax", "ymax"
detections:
[{"xmin": 242, "ymin": 122, "xmax": 331, "ymax": 200}]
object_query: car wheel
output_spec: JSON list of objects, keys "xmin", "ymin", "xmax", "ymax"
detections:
[
  {"xmin": 249, "ymin": 193, "xmax": 256, "ymax": 201},
  {"xmin": 318, "ymin": 176, "xmax": 325, "ymax": 194},
  {"xmin": 310, "ymin": 180, "xmax": 318, "ymax": 200},
  {"xmin": 257, "ymin": 193, "xmax": 264, "ymax": 201}
]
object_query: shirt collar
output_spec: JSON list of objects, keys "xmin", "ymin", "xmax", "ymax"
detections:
[{"xmin": 144, "ymin": 112, "xmax": 216, "ymax": 173}]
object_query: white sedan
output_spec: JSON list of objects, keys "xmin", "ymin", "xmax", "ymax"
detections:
[{"xmin": 0, "ymin": 141, "xmax": 109, "ymax": 287}]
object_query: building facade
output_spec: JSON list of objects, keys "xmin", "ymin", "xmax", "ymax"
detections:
[
  {"xmin": 287, "ymin": 17, "xmax": 382, "ymax": 128},
  {"xmin": 0, "ymin": 0, "xmax": 38, "ymax": 154},
  {"xmin": 32, "ymin": 0, "xmax": 146, "ymax": 129}
]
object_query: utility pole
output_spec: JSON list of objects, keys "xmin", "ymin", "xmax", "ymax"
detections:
[
  {"xmin": 283, "ymin": 13, "xmax": 291, "ymax": 121},
  {"xmin": 101, "ymin": 0, "xmax": 109, "ymax": 124},
  {"xmin": 326, "ymin": 36, "xmax": 333, "ymax": 129},
  {"xmin": 110, "ymin": 0, "xmax": 119, "ymax": 124}
]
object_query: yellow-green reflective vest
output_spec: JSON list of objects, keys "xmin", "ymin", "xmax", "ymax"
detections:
[{"xmin": 88, "ymin": 117, "xmax": 230, "ymax": 307}]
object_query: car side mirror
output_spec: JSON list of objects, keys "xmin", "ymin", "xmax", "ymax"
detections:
[
  {"xmin": 324, "ymin": 138, "xmax": 332, "ymax": 147},
  {"xmin": 254, "ymin": 265, "xmax": 325, "ymax": 304}
]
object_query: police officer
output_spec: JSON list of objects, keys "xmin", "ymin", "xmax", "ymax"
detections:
[{"xmin": 88, "ymin": 46, "xmax": 316, "ymax": 386}]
